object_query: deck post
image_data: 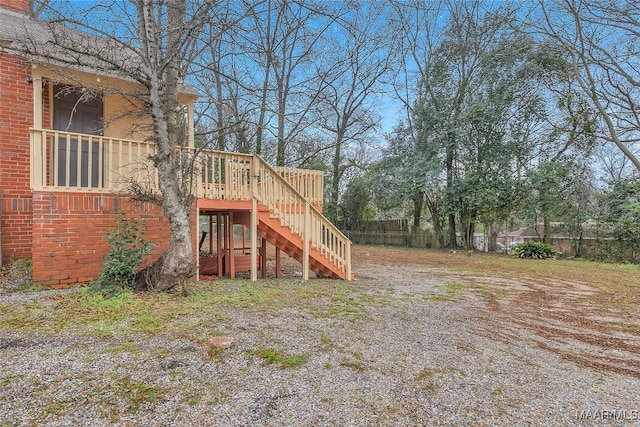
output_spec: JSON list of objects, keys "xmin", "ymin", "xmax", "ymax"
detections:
[
  {"xmin": 195, "ymin": 207, "xmax": 200, "ymax": 281},
  {"xmin": 208, "ymin": 215, "xmax": 213, "ymax": 254},
  {"xmin": 302, "ymin": 203, "xmax": 310, "ymax": 280},
  {"xmin": 216, "ymin": 213, "xmax": 223, "ymax": 278},
  {"xmin": 250, "ymin": 156, "xmax": 258, "ymax": 281},
  {"xmin": 260, "ymin": 237, "xmax": 267, "ymax": 278},
  {"xmin": 250, "ymin": 198, "xmax": 257, "ymax": 281},
  {"xmin": 275, "ymin": 247, "xmax": 281, "ymax": 278},
  {"xmin": 229, "ymin": 211, "xmax": 235, "ymax": 278},
  {"xmin": 346, "ymin": 241, "xmax": 352, "ymax": 281}
]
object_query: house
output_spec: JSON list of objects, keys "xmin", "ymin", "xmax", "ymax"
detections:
[
  {"xmin": 504, "ymin": 222, "xmax": 569, "ymax": 248},
  {"xmin": 0, "ymin": 0, "xmax": 351, "ymax": 286}
]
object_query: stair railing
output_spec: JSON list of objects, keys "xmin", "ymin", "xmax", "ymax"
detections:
[{"xmin": 251, "ymin": 155, "xmax": 352, "ymax": 280}]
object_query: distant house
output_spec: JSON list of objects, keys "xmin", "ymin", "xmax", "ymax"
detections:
[
  {"xmin": 504, "ymin": 221, "xmax": 600, "ymax": 256},
  {"xmin": 0, "ymin": 0, "xmax": 351, "ymax": 285}
]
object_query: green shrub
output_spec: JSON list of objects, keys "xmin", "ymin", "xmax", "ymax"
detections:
[
  {"xmin": 12, "ymin": 258, "xmax": 33, "ymax": 271},
  {"xmin": 91, "ymin": 215, "xmax": 154, "ymax": 297},
  {"xmin": 511, "ymin": 242, "xmax": 559, "ymax": 259}
]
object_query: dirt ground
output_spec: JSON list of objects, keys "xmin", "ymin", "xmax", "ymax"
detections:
[
  {"xmin": 1, "ymin": 244, "xmax": 639, "ymax": 425},
  {"xmin": 3, "ymin": 243, "xmax": 639, "ymax": 379},
  {"xmin": 351, "ymin": 245, "xmax": 640, "ymax": 379}
]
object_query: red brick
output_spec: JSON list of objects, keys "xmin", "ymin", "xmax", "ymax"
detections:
[{"xmin": 31, "ymin": 191, "xmax": 178, "ymax": 286}]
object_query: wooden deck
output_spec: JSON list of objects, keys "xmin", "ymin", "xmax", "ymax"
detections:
[{"xmin": 29, "ymin": 128, "xmax": 352, "ymax": 280}]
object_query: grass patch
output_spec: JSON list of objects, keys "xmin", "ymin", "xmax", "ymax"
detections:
[
  {"xmin": 104, "ymin": 340, "xmax": 139, "ymax": 354},
  {"xmin": 251, "ymin": 347, "xmax": 308, "ymax": 368},
  {"xmin": 0, "ymin": 374, "xmax": 23, "ymax": 388},
  {"xmin": 319, "ymin": 334, "xmax": 334, "ymax": 351},
  {"xmin": 424, "ymin": 282, "xmax": 473, "ymax": 302},
  {"xmin": 306, "ymin": 289, "xmax": 392, "ymax": 320},
  {"xmin": 115, "ymin": 376, "xmax": 166, "ymax": 414},
  {"xmin": 0, "ymin": 276, "xmax": 392, "ymax": 338},
  {"xmin": 415, "ymin": 366, "xmax": 456, "ymax": 392},
  {"xmin": 339, "ymin": 358, "xmax": 365, "ymax": 372}
]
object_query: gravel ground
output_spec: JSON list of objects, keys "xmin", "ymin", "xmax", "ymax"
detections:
[{"xmin": 1, "ymin": 254, "xmax": 639, "ymax": 426}]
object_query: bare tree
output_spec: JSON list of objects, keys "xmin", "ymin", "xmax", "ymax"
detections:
[
  {"xmin": 239, "ymin": 0, "xmax": 343, "ymax": 165},
  {"xmin": 194, "ymin": 0, "xmax": 345, "ymax": 166},
  {"xmin": 14, "ymin": 0, "xmax": 213, "ymax": 293},
  {"xmin": 596, "ymin": 143, "xmax": 636, "ymax": 182},
  {"xmin": 387, "ymin": 0, "xmax": 450, "ymax": 241},
  {"xmin": 316, "ymin": 3, "xmax": 397, "ymax": 221},
  {"xmin": 389, "ymin": 0, "xmax": 445, "ymax": 128},
  {"xmin": 536, "ymin": 0, "xmax": 640, "ymax": 172},
  {"xmin": 192, "ymin": 1, "xmax": 254, "ymax": 152}
]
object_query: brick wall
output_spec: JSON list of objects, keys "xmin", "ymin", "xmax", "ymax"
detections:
[
  {"xmin": 31, "ymin": 192, "xmax": 191, "ymax": 286},
  {"xmin": 0, "ymin": 52, "xmax": 34, "ymax": 262},
  {"xmin": 0, "ymin": 0, "xmax": 29, "ymax": 13},
  {"xmin": 1, "ymin": 49, "xmax": 200, "ymax": 286}
]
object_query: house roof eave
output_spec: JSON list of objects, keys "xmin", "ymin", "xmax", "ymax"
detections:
[{"xmin": 0, "ymin": 8, "xmax": 200, "ymax": 99}]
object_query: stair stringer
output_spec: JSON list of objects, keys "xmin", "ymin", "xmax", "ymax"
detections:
[{"xmin": 234, "ymin": 207, "xmax": 348, "ymax": 279}]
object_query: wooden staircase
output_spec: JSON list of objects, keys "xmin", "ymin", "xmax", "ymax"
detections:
[
  {"xmin": 228, "ymin": 155, "xmax": 352, "ymax": 280},
  {"xmin": 194, "ymin": 151, "xmax": 352, "ymax": 280},
  {"xmin": 236, "ymin": 206, "xmax": 351, "ymax": 279}
]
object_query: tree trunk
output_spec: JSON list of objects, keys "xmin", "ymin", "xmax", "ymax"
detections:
[
  {"xmin": 136, "ymin": 206, "xmax": 194, "ymax": 295},
  {"xmin": 276, "ymin": 107, "xmax": 286, "ymax": 166},
  {"xmin": 487, "ymin": 224, "xmax": 499, "ymax": 252},
  {"xmin": 446, "ymin": 132, "xmax": 458, "ymax": 248},
  {"xmin": 411, "ymin": 194, "xmax": 423, "ymax": 248},
  {"xmin": 447, "ymin": 213, "xmax": 457, "ymax": 248},
  {"xmin": 425, "ymin": 193, "xmax": 444, "ymax": 249},
  {"xmin": 215, "ymin": 72, "xmax": 225, "ymax": 151},
  {"xmin": 543, "ymin": 215, "xmax": 550, "ymax": 244},
  {"xmin": 329, "ymin": 129, "xmax": 344, "ymax": 223},
  {"xmin": 466, "ymin": 221, "xmax": 475, "ymax": 250},
  {"xmin": 134, "ymin": 0, "xmax": 195, "ymax": 293},
  {"xmin": 412, "ymin": 194, "xmax": 423, "ymax": 230}
]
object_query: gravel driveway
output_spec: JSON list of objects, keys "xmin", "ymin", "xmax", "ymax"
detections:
[{"xmin": 1, "ymin": 254, "xmax": 639, "ymax": 426}]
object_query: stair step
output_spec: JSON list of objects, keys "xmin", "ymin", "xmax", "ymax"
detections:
[{"xmin": 247, "ymin": 203, "xmax": 350, "ymax": 280}]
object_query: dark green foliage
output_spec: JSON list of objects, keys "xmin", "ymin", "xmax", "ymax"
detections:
[
  {"xmin": 588, "ymin": 178, "xmax": 640, "ymax": 263},
  {"xmin": 91, "ymin": 215, "xmax": 154, "ymax": 296},
  {"xmin": 511, "ymin": 242, "xmax": 559, "ymax": 259},
  {"xmin": 340, "ymin": 177, "xmax": 374, "ymax": 231},
  {"xmin": 599, "ymin": 179, "xmax": 640, "ymax": 249}
]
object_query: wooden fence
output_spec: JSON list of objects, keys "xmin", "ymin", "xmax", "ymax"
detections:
[{"xmin": 345, "ymin": 230, "xmax": 439, "ymax": 248}]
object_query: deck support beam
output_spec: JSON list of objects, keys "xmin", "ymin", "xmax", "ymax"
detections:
[
  {"xmin": 216, "ymin": 213, "xmax": 223, "ymax": 278},
  {"xmin": 228, "ymin": 212, "xmax": 235, "ymax": 278},
  {"xmin": 302, "ymin": 204, "xmax": 310, "ymax": 280},
  {"xmin": 208, "ymin": 215, "xmax": 213, "ymax": 254},
  {"xmin": 195, "ymin": 208, "xmax": 200, "ymax": 281},
  {"xmin": 346, "ymin": 241, "xmax": 352, "ymax": 281},
  {"xmin": 250, "ymin": 199, "xmax": 258, "ymax": 281},
  {"xmin": 275, "ymin": 247, "xmax": 281, "ymax": 278},
  {"xmin": 260, "ymin": 237, "xmax": 267, "ymax": 278}
]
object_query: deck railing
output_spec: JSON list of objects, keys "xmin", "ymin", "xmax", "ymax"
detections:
[
  {"xmin": 30, "ymin": 129, "xmax": 158, "ymax": 192},
  {"xmin": 30, "ymin": 129, "xmax": 324, "ymax": 205},
  {"xmin": 272, "ymin": 166, "xmax": 324, "ymax": 207}
]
